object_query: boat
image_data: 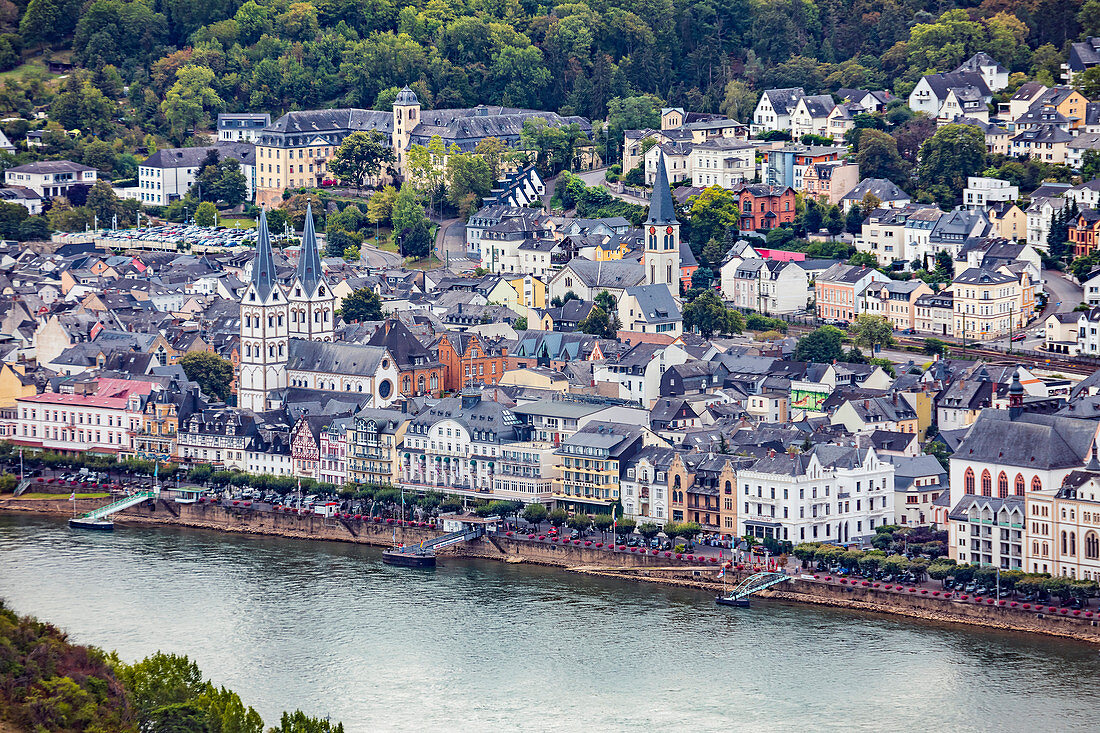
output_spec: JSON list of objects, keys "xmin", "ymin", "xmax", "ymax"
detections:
[
  {"xmin": 381, "ymin": 548, "xmax": 436, "ymax": 568},
  {"xmin": 68, "ymin": 517, "xmax": 114, "ymax": 531},
  {"xmin": 716, "ymin": 595, "xmax": 750, "ymax": 608}
]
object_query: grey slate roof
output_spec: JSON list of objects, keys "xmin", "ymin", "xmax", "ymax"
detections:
[
  {"xmin": 842, "ymin": 178, "xmax": 910, "ymax": 203},
  {"xmin": 296, "ymin": 204, "xmax": 323, "ymax": 295},
  {"xmin": 251, "ymin": 210, "xmax": 276, "ymax": 300},
  {"xmin": 646, "ymin": 152, "xmax": 677, "ymax": 226},
  {"xmin": 955, "ymin": 410, "xmax": 1098, "ymax": 470},
  {"xmin": 287, "ymin": 339, "xmax": 389, "ymax": 377}
]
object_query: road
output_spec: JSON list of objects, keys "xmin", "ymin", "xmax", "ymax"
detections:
[
  {"xmin": 434, "ymin": 217, "xmax": 476, "ymax": 272},
  {"xmin": 358, "ymin": 238, "xmax": 402, "ymax": 269},
  {"xmin": 984, "ymin": 269, "xmax": 1082, "ymax": 351}
]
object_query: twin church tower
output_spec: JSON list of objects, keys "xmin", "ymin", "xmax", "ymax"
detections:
[{"xmin": 238, "ymin": 206, "xmax": 335, "ymax": 412}]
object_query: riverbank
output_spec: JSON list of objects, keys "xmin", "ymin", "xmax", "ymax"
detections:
[{"xmin": 5, "ymin": 496, "xmax": 1100, "ymax": 644}]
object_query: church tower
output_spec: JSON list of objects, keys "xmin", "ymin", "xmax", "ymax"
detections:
[
  {"xmin": 392, "ymin": 86, "xmax": 421, "ymax": 180},
  {"xmin": 288, "ymin": 204, "xmax": 335, "ymax": 342},
  {"xmin": 644, "ymin": 152, "xmax": 682, "ymax": 297},
  {"xmin": 239, "ymin": 210, "xmax": 289, "ymax": 412}
]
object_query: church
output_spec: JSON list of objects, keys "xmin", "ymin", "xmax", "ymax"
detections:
[{"xmin": 238, "ymin": 206, "xmax": 401, "ymax": 412}]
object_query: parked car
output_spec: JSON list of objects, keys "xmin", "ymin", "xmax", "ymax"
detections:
[{"xmin": 1011, "ymin": 332, "xmax": 1026, "ymax": 342}]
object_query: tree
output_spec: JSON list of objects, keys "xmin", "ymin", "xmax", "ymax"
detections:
[
  {"xmin": 405, "ymin": 134, "xmax": 446, "ymax": 214},
  {"xmin": 592, "ymin": 514, "xmax": 614, "ymax": 534},
  {"xmin": 117, "ymin": 653, "xmax": 207, "ymax": 725},
  {"xmin": 917, "ymin": 124, "xmax": 986, "ymax": 207},
  {"xmin": 548, "ymin": 508, "xmax": 568, "ymax": 528},
  {"xmin": 682, "ymin": 290, "xmax": 744, "ymax": 338},
  {"xmin": 474, "ymin": 137, "xmax": 508, "ymax": 179},
  {"xmin": 719, "ymin": 80, "xmax": 758, "ymax": 122},
  {"xmin": 268, "ymin": 711, "xmax": 345, "ymax": 733},
  {"xmin": 367, "ymin": 185, "xmax": 398, "ymax": 226},
  {"xmin": 179, "ymin": 352, "xmax": 233, "ymax": 402},
  {"xmin": 161, "ymin": 66, "xmax": 223, "ymax": 142},
  {"xmin": 794, "ymin": 325, "xmax": 846, "ymax": 363},
  {"xmin": 594, "ymin": 290, "xmax": 617, "ymax": 313},
  {"xmin": 854, "ymin": 129, "xmax": 908, "ymax": 187},
  {"xmin": 86, "ymin": 180, "xmax": 124, "ymax": 227},
  {"xmin": 194, "ymin": 202, "xmax": 217, "ymax": 227},
  {"xmin": 637, "ymin": 522, "xmax": 659, "ymax": 541},
  {"xmin": 566, "ymin": 514, "xmax": 592, "ymax": 532},
  {"xmin": 513, "ymin": 316, "xmax": 528, "ymax": 331},
  {"xmin": 687, "ymin": 186, "xmax": 739, "ymax": 249},
  {"xmin": 329, "ymin": 130, "xmax": 395, "ymax": 191},
  {"xmin": 845, "ymin": 205, "xmax": 864, "ymax": 235},
  {"xmin": 444, "ymin": 145, "xmax": 492, "ymax": 217},
  {"xmin": 400, "ymin": 219, "xmax": 432, "ymax": 261},
  {"xmin": 337, "ymin": 287, "xmax": 383, "ymax": 323},
  {"xmin": 391, "ymin": 186, "xmax": 426, "ymax": 235},
  {"xmin": 577, "ymin": 304, "xmax": 620, "ymax": 338},
  {"xmin": 522, "ymin": 503, "xmax": 548, "ymax": 525},
  {"xmin": 1076, "ymin": 66, "xmax": 1100, "ymax": 99},
  {"xmin": 849, "ymin": 314, "xmax": 895, "ymax": 351},
  {"xmin": 923, "ymin": 338, "xmax": 950, "ymax": 358}
]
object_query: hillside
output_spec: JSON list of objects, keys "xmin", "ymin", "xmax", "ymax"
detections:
[{"xmin": 0, "ymin": 0, "xmax": 1093, "ymax": 157}]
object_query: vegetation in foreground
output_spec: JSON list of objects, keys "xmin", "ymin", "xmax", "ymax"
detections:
[{"xmin": 0, "ymin": 599, "xmax": 344, "ymax": 732}]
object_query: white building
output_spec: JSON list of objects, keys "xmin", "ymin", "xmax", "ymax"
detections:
[
  {"xmin": 138, "ymin": 143, "xmax": 256, "ymax": 206},
  {"xmin": 963, "ymin": 177, "xmax": 1018, "ymax": 209},
  {"xmin": 218, "ymin": 113, "xmax": 271, "ymax": 142},
  {"xmin": 4, "ymin": 161, "xmax": 97, "ymax": 199},
  {"xmin": 688, "ymin": 139, "xmax": 755, "ymax": 189},
  {"xmin": 752, "ymin": 88, "xmax": 805, "ymax": 134},
  {"xmin": 736, "ymin": 445, "xmax": 895, "ymax": 546}
]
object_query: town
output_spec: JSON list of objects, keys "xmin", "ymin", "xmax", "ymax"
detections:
[{"xmin": 7, "ymin": 0, "xmax": 1100, "ymax": 729}]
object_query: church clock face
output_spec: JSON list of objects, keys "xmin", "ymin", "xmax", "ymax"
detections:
[
  {"xmin": 649, "ymin": 226, "xmax": 656, "ymax": 234},
  {"xmin": 666, "ymin": 226, "xmax": 673, "ymax": 235}
]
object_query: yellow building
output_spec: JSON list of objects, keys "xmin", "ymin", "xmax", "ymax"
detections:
[
  {"xmin": 0, "ymin": 362, "xmax": 35, "ymax": 407},
  {"xmin": 347, "ymin": 410, "xmax": 409, "ymax": 487},
  {"xmin": 509, "ymin": 275, "xmax": 546, "ymax": 311},
  {"xmin": 498, "ymin": 366, "xmax": 569, "ymax": 393},
  {"xmin": 952, "ymin": 267, "xmax": 1027, "ymax": 341},
  {"xmin": 128, "ymin": 391, "xmax": 179, "ymax": 461}
]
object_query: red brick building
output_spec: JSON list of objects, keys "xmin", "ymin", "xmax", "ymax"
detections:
[
  {"xmin": 1069, "ymin": 209, "xmax": 1100, "ymax": 258},
  {"xmin": 731, "ymin": 184, "xmax": 797, "ymax": 231},
  {"xmin": 435, "ymin": 332, "xmax": 508, "ymax": 392},
  {"xmin": 366, "ymin": 319, "xmax": 444, "ymax": 397}
]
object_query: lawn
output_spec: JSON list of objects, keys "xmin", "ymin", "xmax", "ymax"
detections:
[
  {"xmin": 405, "ymin": 254, "xmax": 443, "ymax": 270},
  {"xmin": 18, "ymin": 492, "xmax": 109, "ymax": 500},
  {"xmin": 220, "ymin": 217, "xmax": 256, "ymax": 229},
  {"xmin": 0, "ymin": 57, "xmax": 51, "ymax": 83},
  {"xmin": 365, "ymin": 232, "xmax": 398, "ymax": 253}
]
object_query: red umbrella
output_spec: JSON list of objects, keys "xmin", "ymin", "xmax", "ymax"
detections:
[
  {"xmin": 664, "ymin": 552, "xmax": 672, "ymax": 558},
  {"xmin": 595, "ymin": 542, "xmax": 603, "ymax": 548}
]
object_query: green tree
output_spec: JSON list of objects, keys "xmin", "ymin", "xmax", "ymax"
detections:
[
  {"xmin": 682, "ymin": 289, "xmax": 744, "ymax": 338},
  {"xmin": 594, "ymin": 290, "xmax": 617, "ymax": 313},
  {"xmin": 337, "ymin": 287, "xmax": 383, "ymax": 323},
  {"xmin": 194, "ymin": 201, "xmax": 217, "ymax": 227},
  {"xmin": 400, "ymin": 218, "xmax": 432, "ymax": 261},
  {"xmin": 687, "ymin": 186, "xmax": 740, "ymax": 249},
  {"xmin": 849, "ymin": 313, "xmax": 895, "ymax": 351},
  {"xmin": 161, "ymin": 66, "xmax": 224, "ymax": 142},
  {"xmin": 719, "ymin": 80, "xmax": 758, "ymax": 123},
  {"xmin": 86, "ymin": 181, "xmax": 125, "ymax": 227},
  {"xmin": 329, "ymin": 130, "xmax": 395, "ymax": 191},
  {"xmin": 794, "ymin": 325, "xmax": 846, "ymax": 363},
  {"xmin": 854, "ymin": 129, "xmax": 908, "ymax": 187},
  {"xmin": 513, "ymin": 316, "xmax": 528, "ymax": 331},
  {"xmin": 521, "ymin": 503, "xmax": 548, "ymax": 525},
  {"xmin": 116, "ymin": 652, "xmax": 207, "ymax": 725},
  {"xmin": 592, "ymin": 513, "xmax": 614, "ymax": 534},
  {"xmin": 445, "ymin": 145, "xmax": 492, "ymax": 217},
  {"xmin": 577, "ymin": 304, "xmax": 620, "ymax": 338},
  {"xmin": 917, "ymin": 124, "xmax": 987, "ymax": 207},
  {"xmin": 268, "ymin": 711, "xmax": 345, "ymax": 733},
  {"xmin": 179, "ymin": 351, "xmax": 233, "ymax": 402},
  {"xmin": 566, "ymin": 513, "xmax": 592, "ymax": 532},
  {"xmin": 548, "ymin": 508, "xmax": 568, "ymax": 528},
  {"xmin": 637, "ymin": 522, "xmax": 660, "ymax": 541},
  {"xmin": 367, "ymin": 185, "xmax": 398, "ymax": 226},
  {"xmin": 391, "ymin": 185, "xmax": 426, "ymax": 235}
]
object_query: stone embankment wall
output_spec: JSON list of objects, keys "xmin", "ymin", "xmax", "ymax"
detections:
[{"xmin": 6, "ymin": 497, "xmax": 1100, "ymax": 643}]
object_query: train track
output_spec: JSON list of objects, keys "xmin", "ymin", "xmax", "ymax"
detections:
[{"xmin": 774, "ymin": 323, "xmax": 1098, "ymax": 376}]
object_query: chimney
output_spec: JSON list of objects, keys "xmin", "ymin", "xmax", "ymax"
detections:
[{"xmin": 767, "ymin": 449, "xmax": 776, "ymax": 458}]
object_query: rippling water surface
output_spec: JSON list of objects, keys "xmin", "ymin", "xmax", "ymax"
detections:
[{"xmin": 2, "ymin": 515, "xmax": 1098, "ymax": 732}]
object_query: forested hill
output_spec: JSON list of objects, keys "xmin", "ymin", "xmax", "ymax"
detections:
[{"xmin": 2, "ymin": 0, "xmax": 1095, "ymax": 146}]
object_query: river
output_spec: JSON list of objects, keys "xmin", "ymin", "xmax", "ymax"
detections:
[{"xmin": 2, "ymin": 515, "xmax": 1099, "ymax": 732}]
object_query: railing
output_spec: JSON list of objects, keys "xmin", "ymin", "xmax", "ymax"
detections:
[{"xmin": 77, "ymin": 490, "xmax": 157, "ymax": 522}]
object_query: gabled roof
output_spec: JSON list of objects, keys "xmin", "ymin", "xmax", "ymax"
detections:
[{"xmin": 954, "ymin": 410, "xmax": 1097, "ymax": 470}]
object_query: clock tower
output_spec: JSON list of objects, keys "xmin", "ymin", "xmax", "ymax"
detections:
[{"xmin": 644, "ymin": 152, "xmax": 681, "ymax": 297}]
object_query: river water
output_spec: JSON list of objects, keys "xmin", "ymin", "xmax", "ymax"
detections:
[{"xmin": 2, "ymin": 515, "xmax": 1099, "ymax": 732}]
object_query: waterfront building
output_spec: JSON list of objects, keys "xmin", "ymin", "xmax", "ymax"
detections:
[
  {"xmin": 177, "ymin": 408, "xmax": 255, "ymax": 469},
  {"xmin": 400, "ymin": 390, "xmax": 530, "ymax": 500},
  {"xmin": 347, "ymin": 409, "xmax": 408, "ymax": 487},
  {"xmin": 318, "ymin": 417, "xmax": 351, "ymax": 486},
  {"xmin": 554, "ymin": 421, "xmax": 667, "ymax": 513},
  {"xmin": 492, "ymin": 441, "xmax": 558, "ymax": 504},
  {"xmin": 734, "ymin": 445, "xmax": 896, "ymax": 546},
  {"xmin": 1031, "ymin": 468, "xmax": 1100, "ymax": 580},
  {"xmin": 947, "ymin": 384, "xmax": 1100, "ymax": 568},
  {"xmin": 510, "ymin": 397, "xmax": 647, "ymax": 447},
  {"xmin": 11, "ymin": 378, "xmax": 155, "ymax": 456},
  {"xmin": 886, "ymin": 454, "xmax": 947, "ymax": 527}
]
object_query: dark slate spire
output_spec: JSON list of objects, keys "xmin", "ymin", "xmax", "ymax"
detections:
[
  {"xmin": 645, "ymin": 152, "xmax": 678, "ymax": 226},
  {"xmin": 297, "ymin": 204, "xmax": 322, "ymax": 294},
  {"xmin": 251, "ymin": 209, "xmax": 275, "ymax": 300}
]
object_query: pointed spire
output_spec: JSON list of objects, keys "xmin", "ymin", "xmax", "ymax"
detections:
[
  {"xmin": 646, "ymin": 152, "xmax": 678, "ymax": 226},
  {"xmin": 1088, "ymin": 443, "xmax": 1100, "ymax": 472},
  {"xmin": 251, "ymin": 209, "xmax": 275, "ymax": 300},
  {"xmin": 297, "ymin": 203, "xmax": 323, "ymax": 295}
]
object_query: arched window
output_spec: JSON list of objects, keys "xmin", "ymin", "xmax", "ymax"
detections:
[
  {"xmin": 430, "ymin": 374, "xmax": 438, "ymax": 391},
  {"xmin": 998, "ymin": 472, "xmax": 1008, "ymax": 498},
  {"xmin": 418, "ymin": 375, "xmax": 425, "ymax": 393},
  {"xmin": 981, "ymin": 469, "xmax": 991, "ymax": 496},
  {"xmin": 1032, "ymin": 476, "xmax": 1042, "ymax": 492},
  {"xmin": 724, "ymin": 480, "xmax": 732, "ymax": 495},
  {"xmin": 673, "ymin": 475, "xmax": 681, "ymax": 490},
  {"xmin": 1015, "ymin": 474, "xmax": 1025, "ymax": 496},
  {"xmin": 1086, "ymin": 533, "xmax": 1099, "ymax": 560},
  {"xmin": 1062, "ymin": 531, "xmax": 1068, "ymax": 555},
  {"xmin": 964, "ymin": 468, "xmax": 975, "ymax": 494},
  {"xmin": 1071, "ymin": 532, "xmax": 1077, "ymax": 555}
]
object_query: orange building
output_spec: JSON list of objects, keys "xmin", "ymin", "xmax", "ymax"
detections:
[
  {"xmin": 435, "ymin": 332, "xmax": 508, "ymax": 392},
  {"xmin": 367, "ymin": 320, "xmax": 444, "ymax": 397},
  {"xmin": 1070, "ymin": 209, "xmax": 1100, "ymax": 258}
]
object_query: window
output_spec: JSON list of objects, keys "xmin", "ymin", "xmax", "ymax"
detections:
[
  {"xmin": 1032, "ymin": 476, "xmax": 1042, "ymax": 492},
  {"xmin": 1015, "ymin": 474, "xmax": 1025, "ymax": 496},
  {"xmin": 964, "ymin": 468, "xmax": 974, "ymax": 494},
  {"xmin": 981, "ymin": 469, "xmax": 991, "ymax": 497},
  {"xmin": 998, "ymin": 472, "xmax": 1008, "ymax": 499}
]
